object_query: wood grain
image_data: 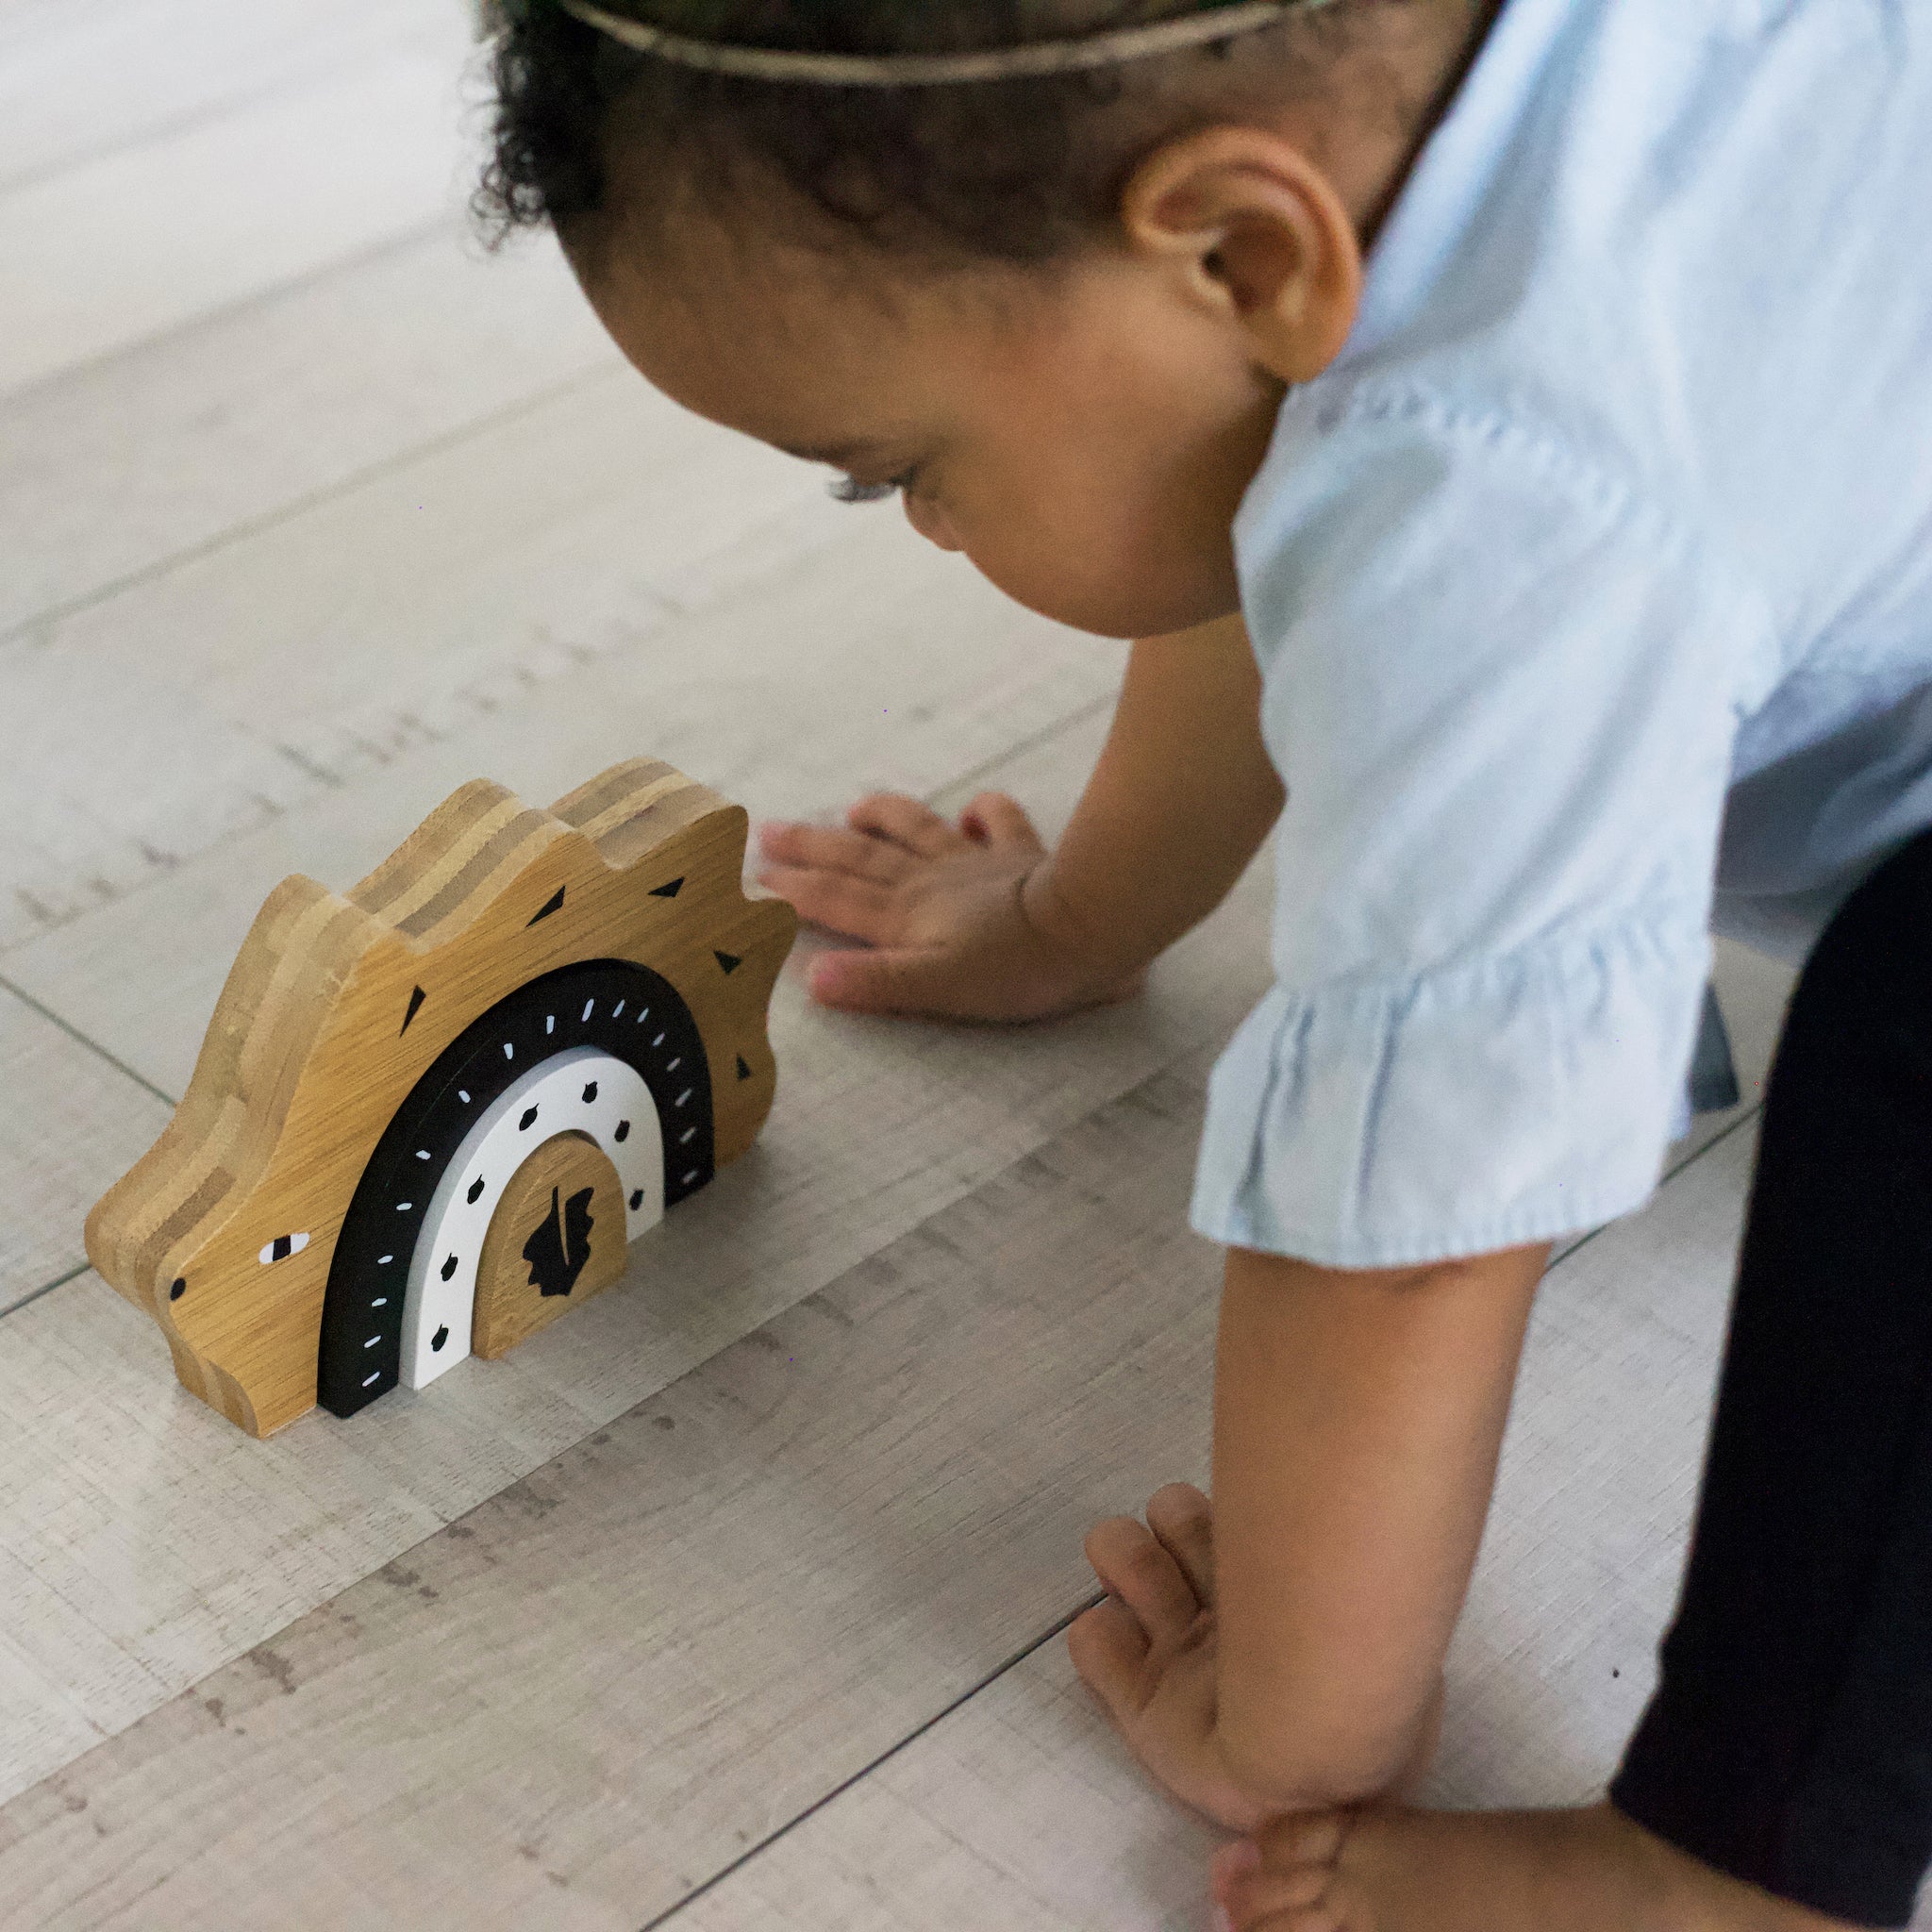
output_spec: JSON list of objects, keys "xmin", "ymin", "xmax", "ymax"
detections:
[
  {"xmin": 0, "ymin": 372, "xmax": 855, "ymax": 954},
  {"xmin": 0, "ymin": 25, "xmax": 472, "ymax": 399},
  {"xmin": 0, "ymin": 0, "xmax": 458, "ymax": 192},
  {"xmin": 0, "ymin": 1065, "xmax": 1768, "ymax": 1932},
  {"xmin": 0, "ymin": 717, "xmax": 1271, "ymax": 1816},
  {"xmin": 0, "ymin": 513, "xmax": 1120, "ymax": 1071},
  {"xmin": 473, "ymin": 1136, "xmax": 628, "ymax": 1361},
  {"xmin": 0, "ymin": 989, "xmax": 174, "ymax": 1315},
  {"xmin": 0, "ymin": 229, "xmax": 617, "ymax": 640}
]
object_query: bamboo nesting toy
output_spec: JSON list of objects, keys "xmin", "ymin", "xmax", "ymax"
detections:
[{"xmin": 86, "ymin": 759, "xmax": 796, "ymax": 1440}]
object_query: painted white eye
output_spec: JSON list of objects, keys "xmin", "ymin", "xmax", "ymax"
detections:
[{"xmin": 258, "ymin": 1232, "xmax": 311, "ymax": 1266}]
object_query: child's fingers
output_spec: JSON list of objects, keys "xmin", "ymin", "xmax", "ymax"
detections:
[
  {"xmin": 758, "ymin": 820, "xmax": 917, "ymax": 886},
  {"xmin": 1084, "ymin": 1513, "xmax": 1205, "ymax": 1637},
  {"xmin": 845, "ymin": 792, "xmax": 958, "ymax": 857},
  {"xmin": 806, "ymin": 945, "xmax": 970, "ymax": 1017},
  {"xmin": 1066, "ymin": 1596, "xmax": 1152, "ymax": 1717},
  {"xmin": 958, "ymin": 791, "xmax": 1044, "ymax": 853},
  {"xmin": 1144, "ymin": 1483, "xmax": 1216, "ymax": 1607},
  {"xmin": 755, "ymin": 865, "xmax": 895, "ymax": 943},
  {"xmin": 1212, "ymin": 1825, "xmax": 1346, "ymax": 1930}
]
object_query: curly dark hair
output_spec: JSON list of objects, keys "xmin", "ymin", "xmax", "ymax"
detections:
[{"xmin": 476, "ymin": 0, "xmax": 1405, "ymax": 265}]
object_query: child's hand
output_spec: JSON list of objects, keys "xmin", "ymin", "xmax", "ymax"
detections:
[
  {"xmin": 756, "ymin": 791, "xmax": 1142, "ymax": 1022},
  {"xmin": 1068, "ymin": 1484, "xmax": 1274, "ymax": 1836}
]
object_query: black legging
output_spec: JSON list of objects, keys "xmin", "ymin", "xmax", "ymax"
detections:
[{"xmin": 1612, "ymin": 828, "xmax": 1932, "ymax": 1928}]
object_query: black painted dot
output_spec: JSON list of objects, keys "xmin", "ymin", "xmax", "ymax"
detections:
[
  {"xmin": 431, "ymin": 1324, "xmax": 450, "ymax": 1353},
  {"xmin": 467, "ymin": 1176, "xmax": 486, "ymax": 1206},
  {"xmin": 629, "ymin": 1190, "xmax": 644, "ymax": 1211},
  {"xmin": 520, "ymin": 1105, "xmax": 540, "ymax": 1131},
  {"xmin": 736, "ymin": 1055, "xmax": 753, "ymax": 1081},
  {"xmin": 581, "ymin": 1081, "xmax": 599, "ymax": 1105},
  {"xmin": 441, "ymin": 1254, "xmax": 459, "ymax": 1282},
  {"xmin": 614, "ymin": 1120, "xmax": 630, "ymax": 1143},
  {"xmin": 715, "ymin": 950, "xmax": 742, "ymax": 974},
  {"xmin": 170, "ymin": 1277, "xmax": 187, "ymax": 1302}
]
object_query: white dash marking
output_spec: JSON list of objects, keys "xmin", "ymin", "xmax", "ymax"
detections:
[
  {"xmin": 362, "ymin": 1372, "xmax": 381, "ymax": 1389},
  {"xmin": 504, "ymin": 1042, "xmax": 515, "ymax": 1060},
  {"xmin": 416, "ymin": 1150, "xmax": 432, "ymax": 1161},
  {"xmin": 364, "ymin": 1335, "xmax": 381, "ymax": 1349},
  {"xmin": 397, "ymin": 1203, "xmax": 413, "ymax": 1212},
  {"xmin": 372, "ymin": 1298, "xmax": 389, "ymax": 1309},
  {"xmin": 582, "ymin": 1000, "xmax": 596, "ymax": 1022},
  {"xmin": 675, "ymin": 1089, "xmax": 692, "ymax": 1108},
  {"xmin": 679, "ymin": 1127, "xmax": 697, "ymax": 1144},
  {"xmin": 666, "ymin": 1057, "xmax": 682, "ymax": 1073},
  {"xmin": 458, "ymin": 1090, "xmax": 472, "ymax": 1105},
  {"xmin": 683, "ymin": 1170, "xmax": 701, "ymax": 1186},
  {"xmin": 378, "ymin": 1254, "xmax": 393, "ymax": 1265},
  {"xmin": 653, "ymin": 1032, "xmax": 666, "ymax": 1047},
  {"xmin": 546, "ymin": 1015, "xmax": 555, "ymax": 1036},
  {"xmin": 613, "ymin": 1000, "xmax": 625, "ymax": 1018}
]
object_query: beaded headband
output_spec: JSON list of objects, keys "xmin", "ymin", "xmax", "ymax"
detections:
[{"xmin": 555, "ymin": 0, "xmax": 1339, "ymax": 86}]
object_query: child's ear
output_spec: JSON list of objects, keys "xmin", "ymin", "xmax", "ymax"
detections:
[{"xmin": 1119, "ymin": 126, "xmax": 1363, "ymax": 385}]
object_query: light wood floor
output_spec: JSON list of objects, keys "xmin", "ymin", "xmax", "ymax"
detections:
[{"xmin": 0, "ymin": 5, "xmax": 1843, "ymax": 1927}]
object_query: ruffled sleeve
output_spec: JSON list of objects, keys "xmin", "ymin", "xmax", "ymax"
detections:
[{"xmin": 1192, "ymin": 386, "xmax": 1776, "ymax": 1268}]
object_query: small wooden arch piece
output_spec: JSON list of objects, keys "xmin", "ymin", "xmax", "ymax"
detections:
[
  {"xmin": 85, "ymin": 758, "xmax": 797, "ymax": 1439},
  {"xmin": 473, "ymin": 1134, "xmax": 628, "ymax": 1360}
]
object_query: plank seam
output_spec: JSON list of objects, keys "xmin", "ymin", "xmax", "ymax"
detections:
[
  {"xmin": 1, "ymin": 1262, "xmax": 92, "ymax": 1319},
  {"xmin": 0, "ymin": 213, "xmax": 455, "ymax": 420},
  {"xmin": 0, "ymin": 360, "xmax": 621, "ymax": 649},
  {"xmin": 640, "ymin": 1592, "xmax": 1107, "ymax": 1930},
  {"xmin": 0, "ymin": 971, "xmax": 176, "ymax": 1108}
]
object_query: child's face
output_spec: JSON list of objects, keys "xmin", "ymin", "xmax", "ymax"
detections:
[{"xmin": 575, "ymin": 219, "xmax": 1295, "ymax": 641}]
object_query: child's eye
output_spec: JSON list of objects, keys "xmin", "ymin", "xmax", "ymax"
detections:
[{"xmin": 829, "ymin": 469, "xmax": 918, "ymax": 505}]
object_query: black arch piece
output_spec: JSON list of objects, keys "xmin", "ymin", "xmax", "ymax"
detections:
[
  {"xmin": 527, "ymin": 886, "xmax": 567, "ymax": 927},
  {"xmin": 401, "ymin": 986, "xmax": 427, "ymax": 1036},
  {"xmin": 319, "ymin": 958, "xmax": 715, "ymax": 1420},
  {"xmin": 650, "ymin": 877, "xmax": 684, "ymax": 899}
]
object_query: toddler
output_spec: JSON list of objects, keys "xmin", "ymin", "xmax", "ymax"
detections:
[{"xmin": 480, "ymin": 3, "xmax": 1932, "ymax": 1926}]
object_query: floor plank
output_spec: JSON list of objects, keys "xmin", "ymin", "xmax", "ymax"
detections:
[
  {"xmin": 0, "ymin": 0, "xmax": 458, "ymax": 192},
  {"xmin": 675, "ymin": 1643, "xmax": 1222, "ymax": 1932},
  {"xmin": 666, "ymin": 1128, "xmax": 1768, "ymax": 1932},
  {"xmin": 0, "ymin": 228, "xmax": 617, "ymax": 640},
  {"xmin": 0, "ymin": 387, "xmax": 861, "ymax": 953},
  {"xmin": 0, "ymin": 677, "xmax": 1273, "ymax": 1817},
  {"xmin": 0, "ymin": 18, "xmax": 474, "ymax": 399},
  {"xmin": 0, "ymin": 512, "xmax": 1123, "ymax": 1070},
  {"xmin": 0, "ymin": 1065, "xmax": 1764, "ymax": 1932},
  {"xmin": 0, "ymin": 988, "xmax": 172, "ymax": 1314}
]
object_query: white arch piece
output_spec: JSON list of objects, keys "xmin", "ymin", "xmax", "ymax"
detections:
[{"xmin": 398, "ymin": 1046, "xmax": 664, "ymax": 1391}]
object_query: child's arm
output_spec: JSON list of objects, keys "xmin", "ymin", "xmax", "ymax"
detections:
[
  {"xmin": 756, "ymin": 612, "xmax": 1284, "ymax": 1021},
  {"xmin": 1072, "ymin": 1240, "xmax": 1548, "ymax": 1825}
]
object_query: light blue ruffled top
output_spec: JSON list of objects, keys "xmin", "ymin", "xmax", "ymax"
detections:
[{"xmin": 1192, "ymin": 0, "xmax": 1932, "ymax": 1267}]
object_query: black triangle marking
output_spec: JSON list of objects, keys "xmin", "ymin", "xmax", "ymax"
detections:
[
  {"xmin": 527, "ymin": 886, "xmax": 567, "ymax": 926},
  {"xmin": 736, "ymin": 1055, "xmax": 753, "ymax": 1082},
  {"xmin": 401, "ymin": 986, "xmax": 427, "ymax": 1036},
  {"xmin": 650, "ymin": 876, "xmax": 685, "ymax": 899},
  {"xmin": 715, "ymin": 950, "xmax": 742, "ymax": 974}
]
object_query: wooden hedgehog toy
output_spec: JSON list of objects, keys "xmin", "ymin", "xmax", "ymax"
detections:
[{"xmin": 85, "ymin": 759, "xmax": 796, "ymax": 1439}]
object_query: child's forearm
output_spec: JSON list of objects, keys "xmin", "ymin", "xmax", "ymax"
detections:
[
  {"xmin": 1210, "ymin": 1240, "xmax": 1550, "ymax": 1809},
  {"xmin": 1023, "ymin": 613, "xmax": 1284, "ymax": 978}
]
